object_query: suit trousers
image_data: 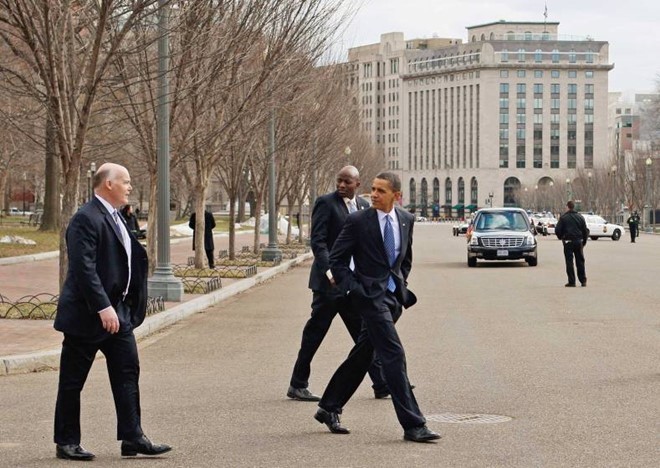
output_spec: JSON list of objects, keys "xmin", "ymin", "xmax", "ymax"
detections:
[
  {"xmin": 205, "ymin": 249, "xmax": 215, "ymax": 269},
  {"xmin": 54, "ymin": 302, "xmax": 142, "ymax": 445},
  {"xmin": 290, "ymin": 292, "xmax": 387, "ymax": 392},
  {"xmin": 319, "ymin": 292, "xmax": 426, "ymax": 430},
  {"xmin": 563, "ymin": 240, "xmax": 586, "ymax": 285}
]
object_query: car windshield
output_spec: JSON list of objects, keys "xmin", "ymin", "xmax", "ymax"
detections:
[{"xmin": 475, "ymin": 211, "xmax": 529, "ymax": 232}]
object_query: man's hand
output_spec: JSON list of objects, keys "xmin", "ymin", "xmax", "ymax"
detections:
[{"xmin": 99, "ymin": 307, "xmax": 120, "ymax": 334}]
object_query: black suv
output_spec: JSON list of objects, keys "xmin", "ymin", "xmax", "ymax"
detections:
[{"xmin": 467, "ymin": 208, "xmax": 538, "ymax": 267}]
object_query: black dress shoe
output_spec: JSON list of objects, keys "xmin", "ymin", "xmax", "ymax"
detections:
[
  {"xmin": 121, "ymin": 435, "xmax": 172, "ymax": 457},
  {"xmin": 581, "ymin": 282, "xmax": 587, "ymax": 287},
  {"xmin": 374, "ymin": 389, "xmax": 390, "ymax": 399},
  {"xmin": 56, "ymin": 444, "xmax": 95, "ymax": 461},
  {"xmin": 403, "ymin": 425, "xmax": 441, "ymax": 443},
  {"xmin": 287, "ymin": 386, "xmax": 321, "ymax": 401},
  {"xmin": 565, "ymin": 283, "xmax": 576, "ymax": 287},
  {"xmin": 314, "ymin": 407, "xmax": 350, "ymax": 434}
]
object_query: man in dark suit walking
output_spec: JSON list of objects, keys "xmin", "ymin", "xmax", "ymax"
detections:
[
  {"xmin": 287, "ymin": 166, "xmax": 388, "ymax": 401},
  {"xmin": 189, "ymin": 209, "xmax": 217, "ymax": 268},
  {"xmin": 313, "ymin": 171, "xmax": 440, "ymax": 443},
  {"xmin": 555, "ymin": 200, "xmax": 589, "ymax": 287},
  {"xmin": 53, "ymin": 163, "xmax": 171, "ymax": 461}
]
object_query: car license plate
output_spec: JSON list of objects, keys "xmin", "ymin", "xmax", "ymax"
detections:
[{"xmin": 496, "ymin": 249, "xmax": 508, "ymax": 257}]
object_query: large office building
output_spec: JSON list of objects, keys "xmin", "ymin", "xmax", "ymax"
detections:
[{"xmin": 344, "ymin": 20, "xmax": 613, "ymax": 216}]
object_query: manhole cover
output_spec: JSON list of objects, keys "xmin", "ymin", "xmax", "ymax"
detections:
[{"xmin": 426, "ymin": 413, "xmax": 512, "ymax": 424}]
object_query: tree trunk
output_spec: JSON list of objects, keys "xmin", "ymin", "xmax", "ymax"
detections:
[
  {"xmin": 58, "ymin": 172, "xmax": 80, "ymax": 291},
  {"xmin": 228, "ymin": 194, "xmax": 237, "ymax": 260},
  {"xmin": 253, "ymin": 197, "xmax": 264, "ymax": 254},
  {"xmin": 40, "ymin": 116, "xmax": 61, "ymax": 231}
]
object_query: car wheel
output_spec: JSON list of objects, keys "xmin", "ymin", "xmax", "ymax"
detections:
[
  {"xmin": 611, "ymin": 230, "xmax": 621, "ymax": 241},
  {"xmin": 590, "ymin": 236, "xmax": 599, "ymax": 241},
  {"xmin": 526, "ymin": 257, "xmax": 538, "ymax": 267},
  {"xmin": 467, "ymin": 256, "xmax": 477, "ymax": 267}
]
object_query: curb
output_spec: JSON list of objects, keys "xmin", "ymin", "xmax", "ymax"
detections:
[{"xmin": 0, "ymin": 252, "xmax": 313, "ymax": 376}]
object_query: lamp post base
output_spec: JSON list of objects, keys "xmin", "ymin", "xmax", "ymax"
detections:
[
  {"xmin": 148, "ymin": 267, "xmax": 184, "ymax": 302},
  {"xmin": 261, "ymin": 246, "xmax": 282, "ymax": 262}
]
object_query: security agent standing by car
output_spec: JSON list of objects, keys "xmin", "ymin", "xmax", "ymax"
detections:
[
  {"xmin": 555, "ymin": 200, "xmax": 589, "ymax": 287},
  {"xmin": 626, "ymin": 211, "xmax": 640, "ymax": 243}
]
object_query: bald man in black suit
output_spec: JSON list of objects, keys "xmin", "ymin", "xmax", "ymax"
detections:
[{"xmin": 53, "ymin": 163, "xmax": 171, "ymax": 461}]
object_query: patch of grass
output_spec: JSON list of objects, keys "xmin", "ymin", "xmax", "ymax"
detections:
[{"xmin": 0, "ymin": 225, "xmax": 60, "ymax": 258}]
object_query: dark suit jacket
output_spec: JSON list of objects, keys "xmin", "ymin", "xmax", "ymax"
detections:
[
  {"xmin": 189, "ymin": 210, "xmax": 216, "ymax": 251},
  {"xmin": 308, "ymin": 192, "xmax": 369, "ymax": 293},
  {"xmin": 329, "ymin": 206, "xmax": 416, "ymax": 311},
  {"xmin": 55, "ymin": 197, "xmax": 149, "ymax": 339}
]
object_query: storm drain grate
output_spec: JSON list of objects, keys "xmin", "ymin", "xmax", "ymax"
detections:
[{"xmin": 426, "ymin": 413, "xmax": 512, "ymax": 424}]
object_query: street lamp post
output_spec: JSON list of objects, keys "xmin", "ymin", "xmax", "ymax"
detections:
[
  {"xmin": 148, "ymin": 0, "xmax": 183, "ymax": 301},
  {"xmin": 645, "ymin": 157, "xmax": 653, "ymax": 232},
  {"xmin": 87, "ymin": 162, "xmax": 96, "ymax": 202},
  {"xmin": 22, "ymin": 172, "xmax": 27, "ymax": 214},
  {"xmin": 261, "ymin": 110, "xmax": 282, "ymax": 262},
  {"xmin": 587, "ymin": 171, "xmax": 592, "ymax": 212},
  {"xmin": 487, "ymin": 191, "xmax": 494, "ymax": 207},
  {"xmin": 566, "ymin": 177, "xmax": 572, "ymax": 201}
]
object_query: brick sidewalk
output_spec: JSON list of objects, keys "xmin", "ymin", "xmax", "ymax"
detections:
[{"xmin": 0, "ymin": 231, "xmax": 276, "ymax": 358}]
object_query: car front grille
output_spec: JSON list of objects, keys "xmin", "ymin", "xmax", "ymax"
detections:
[{"xmin": 481, "ymin": 237, "xmax": 525, "ymax": 248}]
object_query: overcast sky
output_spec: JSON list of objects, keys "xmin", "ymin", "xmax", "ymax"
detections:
[{"xmin": 335, "ymin": 0, "xmax": 659, "ymax": 95}]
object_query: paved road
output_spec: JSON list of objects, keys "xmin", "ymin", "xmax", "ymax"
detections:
[{"xmin": 0, "ymin": 224, "xmax": 658, "ymax": 467}]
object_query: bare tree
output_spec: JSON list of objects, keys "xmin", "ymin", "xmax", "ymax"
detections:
[{"xmin": 0, "ymin": 0, "xmax": 168, "ymax": 286}]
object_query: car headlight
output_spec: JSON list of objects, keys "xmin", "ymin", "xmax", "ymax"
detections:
[
  {"xmin": 525, "ymin": 235, "xmax": 536, "ymax": 246},
  {"xmin": 469, "ymin": 235, "xmax": 479, "ymax": 246}
]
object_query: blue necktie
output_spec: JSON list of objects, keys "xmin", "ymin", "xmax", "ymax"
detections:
[{"xmin": 383, "ymin": 215, "xmax": 396, "ymax": 292}]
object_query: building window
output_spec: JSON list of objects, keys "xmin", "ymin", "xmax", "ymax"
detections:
[
  {"xmin": 551, "ymin": 70, "xmax": 560, "ymax": 78},
  {"xmin": 585, "ymin": 71, "xmax": 594, "ymax": 78},
  {"xmin": 534, "ymin": 70, "xmax": 543, "ymax": 78},
  {"xmin": 501, "ymin": 49, "xmax": 508, "ymax": 62},
  {"xmin": 500, "ymin": 70, "xmax": 509, "ymax": 78},
  {"xmin": 516, "ymin": 145, "xmax": 525, "ymax": 168},
  {"xmin": 517, "ymin": 70, "xmax": 526, "ymax": 78},
  {"xmin": 500, "ymin": 113, "xmax": 509, "ymax": 124},
  {"xmin": 534, "ymin": 49, "xmax": 542, "ymax": 62},
  {"xmin": 500, "ymin": 83, "xmax": 509, "ymax": 94},
  {"xmin": 551, "ymin": 84, "xmax": 560, "ymax": 95},
  {"xmin": 518, "ymin": 48, "xmax": 526, "ymax": 62},
  {"xmin": 500, "ymin": 98, "xmax": 509, "ymax": 109},
  {"xmin": 568, "ymin": 83, "xmax": 577, "ymax": 95},
  {"xmin": 516, "ymin": 83, "xmax": 526, "ymax": 94},
  {"xmin": 569, "ymin": 49, "xmax": 576, "ymax": 63},
  {"xmin": 533, "ymin": 83, "xmax": 543, "ymax": 94},
  {"xmin": 568, "ymin": 70, "xmax": 577, "ymax": 78},
  {"xmin": 552, "ymin": 49, "xmax": 559, "ymax": 63},
  {"xmin": 586, "ymin": 51, "xmax": 594, "ymax": 63}
]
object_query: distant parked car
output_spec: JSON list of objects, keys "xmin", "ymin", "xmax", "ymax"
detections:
[
  {"xmin": 452, "ymin": 220, "xmax": 470, "ymax": 236},
  {"xmin": 8, "ymin": 207, "xmax": 32, "ymax": 216},
  {"xmin": 580, "ymin": 214, "xmax": 624, "ymax": 241}
]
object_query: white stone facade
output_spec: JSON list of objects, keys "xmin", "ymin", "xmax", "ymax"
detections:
[{"xmin": 345, "ymin": 21, "xmax": 613, "ymax": 216}]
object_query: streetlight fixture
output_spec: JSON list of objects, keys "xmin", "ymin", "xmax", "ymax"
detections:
[
  {"xmin": 587, "ymin": 171, "xmax": 592, "ymax": 212},
  {"xmin": 87, "ymin": 161, "xmax": 96, "ymax": 202},
  {"xmin": 148, "ymin": 0, "xmax": 183, "ymax": 301},
  {"xmin": 261, "ymin": 109, "xmax": 283, "ymax": 262},
  {"xmin": 487, "ymin": 191, "xmax": 494, "ymax": 207},
  {"xmin": 344, "ymin": 146, "xmax": 351, "ymax": 162},
  {"xmin": 645, "ymin": 157, "xmax": 653, "ymax": 232},
  {"xmin": 22, "ymin": 172, "xmax": 27, "ymax": 214},
  {"xmin": 566, "ymin": 177, "xmax": 572, "ymax": 201}
]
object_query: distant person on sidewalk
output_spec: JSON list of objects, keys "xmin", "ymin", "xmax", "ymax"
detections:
[
  {"xmin": 626, "ymin": 211, "xmax": 640, "ymax": 243},
  {"xmin": 287, "ymin": 166, "xmax": 388, "ymax": 402},
  {"xmin": 53, "ymin": 163, "xmax": 171, "ymax": 461},
  {"xmin": 313, "ymin": 171, "xmax": 439, "ymax": 443},
  {"xmin": 555, "ymin": 200, "xmax": 589, "ymax": 287},
  {"xmin": 189, "ymin": 209, "xmax": 216, "ymax": 269},
  {"xmin": 120, "ymin": 204, "xmax": 145, "ymax": 239}
]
